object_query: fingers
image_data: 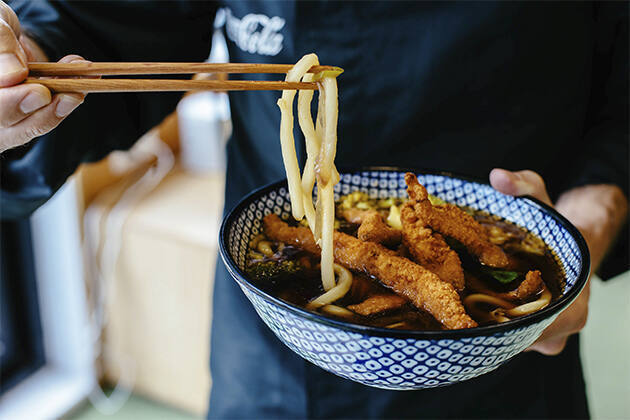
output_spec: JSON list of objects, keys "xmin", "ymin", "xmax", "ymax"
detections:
[
  {"xmin": 54, "ymin": 93, "xmax": 83, "ymax": 117},
  {"xmin": 0, "ymin": 2, "xmax": 27, "ymax": 87},
  {"xmin": 527, "ymin": 336, "xmax": 569, "ymax": 356},
  {"xmin": 0, "ymin": 83, "xmax": 51, "ymax": 127},
  {"xmin": 0, "ymin": 92, "xmax": 83, "ymax": 151},
  {"xmin": 490, "ymin": 167, "xmax": 587, "ymax": 356},
  {"xmin": 489, "ymin": 168, "xmax": 552, "ymax": 206},
  {"xmin": 0, "ymin": 2, "xmax": 22, "ymax": 35},
  {"xmin": 527, "ymin": 303, "xmax": 587, "ymax": 355},
  {"xmin": 58, "ymin": 54, "xmax": 86, "ymax": 65},
  {"xmin": 19, "ymin": 33, "xmax": 48, "ymax": 62},
  {"xmin": 0, "ymin": 4, "xmax": 88, "ymax": 152},
  {"xmin": 526, "ymin": 281, "xmax": 590, "ymax": 356},
  {"xmin": 53, "ymin": 55, "xmax": 88, "ymax": 114},
  {"xmin": 0, "ymin": 54, "xmax": 89, "ymax": 152}
]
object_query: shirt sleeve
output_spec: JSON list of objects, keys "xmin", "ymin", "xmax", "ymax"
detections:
[
  {"xmin": 563, "ymin": 3, "xmax": 628, "ymax": 197},
  {"xmin": 1, "ymin": 0, "xmax": 217, "ymax": 219}
]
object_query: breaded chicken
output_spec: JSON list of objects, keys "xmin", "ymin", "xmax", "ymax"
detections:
[
  {"xmin": 263, "ymin": 214, "xmax": 477, "ymax": 329},
  {"xmin": 348, "ymin": 294, "xmax": 407, "ymax": 316},
  {"xmin": 404, "ymin": 173, "xmax": 509, "ymax": 268},
  {"xmin": 346, "ymin": 273, "xmax": 385, "ymax": 302},
  {"xmin": 341, "ymin": 208, "xmax": 371, "ymax": 224},
  {"xmin": 400, "ymin": 203, "xmax": 465, "ymax": 291},
  {"xmin": 513, "ymin": 270, "xmax": 544, "ymax": 300},
  {"xmin": 396, "ymin": 243, "xmax": 412, "ymax": 259},
  {"xmin": 357, "ymin": 211, "xmax": 402, "ymax": 247},
  {"xmin": 466, "ymin": 270, "xmax": 544, "ymax": 302}
]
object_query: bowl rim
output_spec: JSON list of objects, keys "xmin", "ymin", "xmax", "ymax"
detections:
[{"xmin": 219, "ymin": 166, "xmax": 590, "ymax": 339}]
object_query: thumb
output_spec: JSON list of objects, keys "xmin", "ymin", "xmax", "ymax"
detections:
[
  {"xmin": 489, "ymin": 168, "xmax": 552, "ymax": 206},
  {"xmin": 0, "ymin": 2, "xmax": 28, "ymax": 87}
]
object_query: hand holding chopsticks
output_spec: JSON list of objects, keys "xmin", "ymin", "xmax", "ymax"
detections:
[{"xmin": 26, "ymin": 62, "xmax": 344, "ymax": 93}]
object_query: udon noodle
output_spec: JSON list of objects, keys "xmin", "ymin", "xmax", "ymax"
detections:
[
  {"xmin": 278, "ymin": 53, "xmax": 342, "ymax": 295},
  {"xmin": 463, "ymin": 286, "xmax": 552, "ymax": 324}
]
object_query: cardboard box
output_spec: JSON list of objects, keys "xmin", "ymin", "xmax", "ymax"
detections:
[{"xmin": 83, "ymin": 162, "xmax": 224, "ymax": 416}]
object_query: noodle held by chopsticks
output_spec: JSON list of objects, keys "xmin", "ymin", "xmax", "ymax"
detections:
[
  {"xmin": 313, "ymin": 76, "xmax": 340, "ymax": 290},
  {"xmin": 318, "ymin": 182, "xmax": 336, "ymax": 290},
  {"xmin": 277, "ymin": 53, "xmax": 320, "ymax": 221},
  {"xmin": 278, "ymin": 53, "xmax": 342, "ymax": 292},
  {"xmin": 298, "ymin": 72, "xmax": 320, "ymax": 230},
  {"xmin": 316, "ymin": 77, "xmax": 339, "ymax": 186}
]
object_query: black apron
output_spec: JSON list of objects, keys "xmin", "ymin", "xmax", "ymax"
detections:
[{"xmin": 209, "ymin": 3, "xmax": 610, "ymax": 417}]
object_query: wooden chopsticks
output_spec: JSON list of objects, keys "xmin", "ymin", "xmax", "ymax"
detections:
[
  {"xmin": 24, "ymin": 78, "xmax": 320, "ymax": 93},
  {"xmin": 28, "ymin": 62, "xmax": 341, "ymax": 76},
  {"xmin": 26, "ymin": 62, "xmax": 343, "ymax": 93}
]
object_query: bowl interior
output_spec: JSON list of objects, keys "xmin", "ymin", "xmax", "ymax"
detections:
[{"xmin": 226, "ymin": 170, "xmax": 585, "ymax": 298}]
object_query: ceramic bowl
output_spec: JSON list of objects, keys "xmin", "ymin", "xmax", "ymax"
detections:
[{"xmin": 219, "ymin": 168, "xmax": 589, "ymax": 390}]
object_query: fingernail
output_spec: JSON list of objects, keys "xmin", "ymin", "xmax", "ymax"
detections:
[
  {"xmin": 0, "ymin": 53, "xmax": 24, "ymax": 75},
  {"xmin": 55, "ymin": 95, "xmax": 82, "ymax": 117},
  {"xmin": 20, "ymin": 91, "xmax": 50, "ymax": 114}
]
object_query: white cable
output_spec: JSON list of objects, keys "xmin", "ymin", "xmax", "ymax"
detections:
[{"xmin": 82, "ymin": 129, "xmax": 174, "ymax": 415}]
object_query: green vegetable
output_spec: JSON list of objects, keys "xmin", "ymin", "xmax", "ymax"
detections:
[
  {"xmin": 246, "ymin": 260, "xmax": 302, "ymax": 282},
  {"xmin": 482, "ymin": 267, "xmax": 520, "ymax": 284},
  {"xmin": 428, "ymin": 194, "xmax": 446, "ymax": 206}
]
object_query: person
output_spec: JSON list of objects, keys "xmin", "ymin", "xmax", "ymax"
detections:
[{"xmin": 1, "ymin": 1, "xmax": 627, "ymax": 418}]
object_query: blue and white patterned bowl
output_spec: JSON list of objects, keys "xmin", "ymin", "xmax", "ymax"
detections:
[{"xmin": 219, "ymin": 168, "xmax": 590, "ymax": 390}]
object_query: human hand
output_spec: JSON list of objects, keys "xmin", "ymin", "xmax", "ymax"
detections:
[
  {"xmin": 0, "ymin": 1, "xmax": 86, "ymax": 153},
  {"xmin": 489, "ymin": 168, "xmax": 591, "ymax": 356}
]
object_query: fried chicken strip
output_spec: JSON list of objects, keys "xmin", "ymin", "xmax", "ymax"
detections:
[
  {"xmin": 263, "ymin": 214, "xmax": 477, "ymax": 329},
  {"xmin": 342, "ymin": 208, "xmax": 402, "ymax": 247},
  {"xmin": 396, "ymin": 243, "xmax": 412, "ymax": 259},
  {"xmin": 466, "ymin": 269, "xmax": 544, "ymax": 302},
  {"xmin": 347, "ymin": 273, "xmax": 385, "ymax": 301},
  {"xmin": 404, "ymin": 173, "xmax": 509, "ymax": 268},
  {"xmin": 513, "ymin": 270, "xmax": 544, "ymax": 300},
  {"xmin": 358, "ymin": 211, "xmax": 402, "ymax": 247},
  {"xmin": 348, "ymin": 294, "xmax": 408, "ymax": 316},
  {"xmin": 400, "ymin": 203, "xmax": 465, "ymax": 291},
  {"xmin": 341, "ymin": 208, "xmax": 371, "ymax": 224}
]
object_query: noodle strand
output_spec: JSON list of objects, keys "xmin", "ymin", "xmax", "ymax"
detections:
[
  {"xmin": 319, "ymin": 182, "xmax": 336, "ymax": 290},
  {"xmin": 306, "ymin": 264, "xmax": 353, "ymax": 309},
  {"xmin": 277, "ymin": 53, "xmax": 320, "ymax": 221},
  {"xmin": 316, "ymin": 77, "xmax": 339, "ymax": 185},
  {"xmin": 506, "ymin": 286, "xmax": 551, "ymax": 316},
  {"xmin": 314, "ymin": 76, "xmax": 339, "ymax": 290},
  {"xmin": 321, "ymin": 304, "xmax": 355, "ymax": 318},
  {"xmin": 463, "ymin": 285, "xmax": 552, "ymax": 322},
  {"xmin": 298, "ymin": 72, "xmax": 321, "ymax": 229}
]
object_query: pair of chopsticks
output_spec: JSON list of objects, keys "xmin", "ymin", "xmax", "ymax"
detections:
[{"xmin": 25, "ymin": 62, "xmax": 343, "ymax": 93}]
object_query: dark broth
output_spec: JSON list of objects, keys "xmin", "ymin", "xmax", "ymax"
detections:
[{"xmin": 247, "ymin": 207, "xmax": 565, "ymax": 331}]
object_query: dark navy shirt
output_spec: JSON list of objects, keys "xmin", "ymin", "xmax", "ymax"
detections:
[{"xmin": 5, "ymin": 1, "xmax": 628, "ymax": 418}]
